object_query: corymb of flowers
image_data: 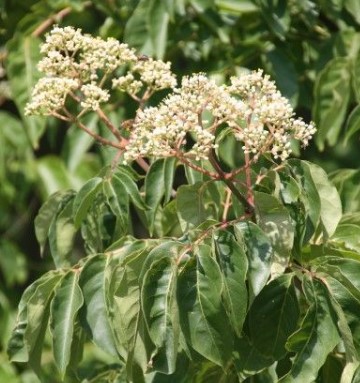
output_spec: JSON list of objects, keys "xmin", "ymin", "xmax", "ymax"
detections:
[{"xmin": 26, "ymin": 26, "xmax": 316, "ymax": 163}]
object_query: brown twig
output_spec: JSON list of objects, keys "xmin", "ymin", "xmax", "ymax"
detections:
[
  {"xmin": 32, "ymin": 7, "xmax": 72, "ymax": 37},
  {"xmin": 175, "ymin": 151, "xmax": 219, "ymax": 179},
  {"xmin": 97, "ymin": 108, "xmax": 124, "ymax": 142},
  {"xmin": 209, "ymin": 150, "xmax": 254, "ymax": 214},
  {"xmin": 222, "ymin": 187, "xmax": 232, "ymax": 222}
]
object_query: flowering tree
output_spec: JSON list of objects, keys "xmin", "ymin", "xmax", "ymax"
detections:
[{"xmin": 7, "ymin": 26, "xmax": 360, "ymax": 383}]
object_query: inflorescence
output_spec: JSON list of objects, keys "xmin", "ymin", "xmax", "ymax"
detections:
[{"xmin": 25, "ymin": 26, "xmax": 316, "ymax": 163}]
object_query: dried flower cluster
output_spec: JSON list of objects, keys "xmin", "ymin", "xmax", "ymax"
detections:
[{"xmin": 25, "ymin": 26, "xmax": 316, "ymax": 164}]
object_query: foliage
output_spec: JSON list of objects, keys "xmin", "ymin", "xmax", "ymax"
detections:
[{"xmin": 2, "ymin": 1, "xmax": 360, "ymax": 382}]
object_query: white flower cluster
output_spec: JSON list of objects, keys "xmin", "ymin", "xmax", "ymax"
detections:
[
  {"xmin": 80, "ymin": 83, "xmax": 110, "ymax": 111},
  {"xmin": 25, "ymin": 77, "xmax": 79, "ymax": 115},
  {"xmin": 25, "ymin": 27, "xmax": 316, "ymax": 164},
  {"xmin": 25, "ymin": 26, "xmax": 176, "ymax": 117},
  {"xmin": 112, "ymin": 58, "xmax": 177, "ymax": 96},
  {"xmin": 124, "ymin": 74, "xmax": 232, "ymax": 162},
  {"xmin": 228, "ymin": 69, "xmax": 316, "ymax": 160},
  {"xmin": 125, "ymin": 70, "xmax": 316, "ymax": 162}
]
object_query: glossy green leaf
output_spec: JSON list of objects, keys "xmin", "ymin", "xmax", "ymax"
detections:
[
  {"xmin": 148, "ymin": 0, "xmax": 169, "ymax": 59},
  {"xmin": 141, "ymin": 242, "xmax": 180, "ymax": 373},
  {"xmin": 233, "ymin": 335, "xmax": 273, "ymax": 381},
  {"xmin": 286, "ymin": 160, "xmax": 321, "ymax": 241},
  {"xmin": 314, "ymin": 57, "xmax": 351, "ymax": 150},
  {"xmin": 331, "ymin": 223, "xmax": 360, "ymax": 253},
  {"xmin": 307, "ymin": 162, "xmax": 342, "ymax": 238},
  {"xmin": 249, "ymin": 274, "xmax": 299, "ymax": 360},
  {"xmin": 344, "ymin": 106, "xmax": 360, "ymax": 145},
  {"xmin": 279, "ymin": 276, "xmax": 340, "ymax": 383},
  {"xmin": 253, "ymin": 191, "xmax": 294, "ymax": 275},
  {"xmin": 6, "ymin": 34, "xmax": 46, "ymax": 148},
  {"xmin": 23, "ymin": 271, "xmax": 63, "ymax": 375},
  {"xmin": 145, "ymin": 158, "xmax": 176, "ymax": 235},
  {"xmin": 48, "ymin": 194, "xmax": 77, "ymax": 268},
  {"xmin": 234, "ymin": 221, "xmax": 273, "ymax": 300},
  {"xmin": 73, "ymin": 177, "xmax": 103, "ymax": 228},
  {"xmin": 331, "ymin": 169, "xmax": 360, "ymax": 213},
  {"xmin": 114, "ymin": 167, "xmax": 147, "ymax": 210},
  {"xmin": 288, "ymin": 160, "xmax": 342, "ymax": 239},
  {"xmin": 213, "ymin": 230, "xmax": 248, "ymax": 335},
  {"xmin": 103, "ymin": 176, "xmax": 129, "ymax": 237},
  {"xmin": 108, "ymin": 246, "xmax": 150, "ymax": 375},
  {"xmin": 79, "ymin": 254, "xmax": 118, "ymax": 356},
  {"xmin": 178, "ymin": 245, "xmax": 232, "ymax": 367},
  {"xmin": 320, "ymin": 275, "xmax": 360, "ymax": 383},
  {"xmin": 7, "ymin": 275, "xmax": 53, "ymax": 363},
  {"xmin": 34, "ymin": 191, "xmax": 75, "ymax": 256},
  {"xmin": 177, "ymin": 183, "xmax": 212, "ymax": 232},
  {"xmin": 50, "ymin": 271, "xmax": 84, "ymax": 378}
]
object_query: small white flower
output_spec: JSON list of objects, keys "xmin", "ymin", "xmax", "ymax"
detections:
[
  {"xmin": 80, "ymin": 83, "xmax": 110, "ymax": 110},
  {"xmin": 25, "ymin": 77, "xmax": 79, "ymax": 115}
]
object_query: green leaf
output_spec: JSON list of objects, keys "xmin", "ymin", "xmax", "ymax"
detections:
[
  {"xmin": 234, "ymin": 221, "xmax": 273, "ymax": 300},
  {"xmin": 313, "ymin": 57, "xmax": 351, "ymax": 150},
  {"xmin": 266, "ymin": 47, "xmax": 298, "ymax": 103},
  {"xmin": 344, "ymin": 0, "xmax": 360, "ymax": 24},
  {"xmin": 331, "ymin": 223, "xmax": 360, "ymax": 253},
  {"xmin": 215, "ymin": 0, "xmax": 258, "ymax": 14},
  {"xmin": 331, "ymin": 169, "xmax": 360, "ymax": 213},
  {"xmin": 286, "ymin": 160, "xmax": 321, "ymax": 241},
  {"xmin": 50, "ymin": 271, "xmax": 84, "ymax": 378},
  {"xmin": 48, "ymin": 194, "xmax": 77, "ymax": 268},
  {"xmin": 249, "ymin": 274, "xmax": 299, "ymax": 360},
  {"xmin": 141, "ymin": 242, "xmax": 180, "ymax": 374},
  {"xmin": 79, "ymin": 254, "xmax": 118, "ymax": 356},
  {"xmin": 124, "ymin": 0, "xmax": 153, "ymax": 55},
  {"xmin": 288, "ymin": 160, "xmax": 342, "ymax": 239},
  {"xmin": 306, "ymin": 162, "xmax": 342, "ymax": 238},
  {"xmin": 35, "ymin": 191, "xmax": 75, "ymax": 255},
  {"xmin": 103, "ymin": 176, "xmax": 129, "ymax": 238},
  {"xmin": 63, "ymin": 115, "xmax": 98, "ymax": 173},
  {"xmin": 145, "ymin": 158, "xmax": 176, "ymax": 235},
  {"xmin": 148, "ymin": 0, "xmax": 170, "ymax": 59},
  {"xmin": 345, "ymin": 105, "xmax": 360, "ymax": 144},
  {"xmin": 114, "ymin": 167, "xmax": 147, "ymax": 210},
  {"xmin": 108, "ymin": 245, "xmax": 153, "ymax": 377},
  {"xmin": 23, "ymin": 271, "xmax": 63, "ymax": 375},
  {"xmin": 254, "ymin": 0, "xmax": 290, "ymax": 40},
  {"xmin": 36, "ymin": 156, "xmax": 74, "ymax": 198},
  {"xmin": 177, "ymin": 245, "xmax": 232, "ymax": 367},
  {"xmin": 233, "ymin": 335, "xmax": 273, "ymax": 381},
  {"xmin": 253, "ymin": 191, "xmax": 294, "ymax": 275},
  {"xmin": 7, "ymin": 275, "xmax": 52, "ymax": 363},
  {"xmin": 213, "ymin": 230, "xmax": 248, "ymax": 336},
  {"xmin": 177, "ymin": 182, "xmax": 212, "ymax": 232},
  {"xmin": 6, "ymin": 34, "xmax": 46, "ymax": 148},
  {"xmin": 319, "ymin": 275, "xmax": 360, "ymax": 382},
  {"xmin": 0, "ymin": 111, "xmax": 30, "ymax": 179},
  {"xmin": 0, "ymin": 240, "xmax": 27, "ymax": 287},
  {"xmin": 73, "ymin": 177, "xmax": 103, "ymax": 228},
  {"xmin": 279, "ymin": 276, "xmax": 340, "ymax": 383}
]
